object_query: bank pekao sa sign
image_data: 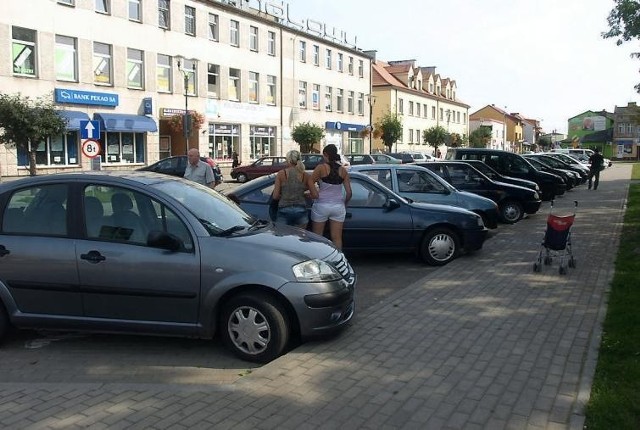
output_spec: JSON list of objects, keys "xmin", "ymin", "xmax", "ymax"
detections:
[{"xmin": 55, "ymin": 88, "xmax": 119, "ymax": 107}]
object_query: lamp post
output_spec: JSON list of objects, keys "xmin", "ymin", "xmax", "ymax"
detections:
[
  {"xmin": 177, "ymin": 58, "xmax": 196, "ymax": 153},
  {"xmin": 367, "ymin": 94, "xmax": 376, "ymax": 153}
]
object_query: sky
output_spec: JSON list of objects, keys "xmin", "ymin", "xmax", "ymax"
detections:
[{"xmin": 287, "ymin": 0, "xmax": 640, "ymax": 134}]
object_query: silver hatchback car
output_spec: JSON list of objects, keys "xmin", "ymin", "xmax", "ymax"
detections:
[{"xmin": 0, "ymin": 172, "xmax": 355, "ymax": 363}]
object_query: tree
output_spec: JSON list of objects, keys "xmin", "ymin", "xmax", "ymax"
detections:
[
  {"xmin": 603, "ymin": 1, "xmax": 640, "ymax": 91},
  {"xmin": 537, "ymin": 136, "xmax": 552, "ymax": 151},
  {"xmin": 0, "ymin": 93, "xmax": 67, "ymax": 176},
  {"xmin": 449, "ymin": 132, "xmax": 466, "ymax": 148},
  {"xmin": 423, "ymin": 126, "xmax": 449, "ymax": 153},
  {"xmin": 291, "ymin": 122, "xmax": 325, "ymax": 153},
  {"xmin": 375, "ymin": 111, "xmax": 403, "ymax": 153},
  {"xmin": 469, "ymin": 126, "xmax": 492, "ymax": 148}
]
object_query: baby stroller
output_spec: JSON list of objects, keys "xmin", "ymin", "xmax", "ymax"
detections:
[{"xmin": 533, "ymin": 200, "xmax": 578, "ymax": 275}]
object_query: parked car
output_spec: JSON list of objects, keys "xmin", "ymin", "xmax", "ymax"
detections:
[
  {"xmin": 417, "ymin": 161, "xmax": 542, "ymax": 223},
  {"xmin": 0, "ymin": 172, "xmax": 355, "ymax": 363},
  {"xmin": 543, "ymin": 152, "xmax": 591, "ymax": 176},
  {"xmin": 523, "ymin": 155, "xmax": 580, "ymax": 189},
  {"xmin": 139, "ymin": 155, "xmax": 223, "ymax": 181},
  {"xmin": 350, "ymin": 164, "xmax": 500, "ymax": 229},
  {"xmin": 389, "ymin": 153, "xmax": 416, "ymax": 164},
  {"xmin": 445, "ymin": 148, "xmax": 566, "ymax": 201},
  {"xmin": 226, "ymin": 172, "xmax": 488, "ymax": 266},
  {"xmin": 344, "ymin": 154, "xmax": 376, "ymax": 165},
  {"xmin": 300, "ymin": 153, "xmax": 350, "ymax": 170},
  {"xmin": 408, "ymin": 152, "xmax": 437, "ymax": 162},
  {"xmin": 230, "ymin": 156, "xmax": 287, "ymax": 183},
  {"xmin": 525, "ymin": 154, "xmax": 588, "ymax": 184},
  {"xmin": 461, "ymin": 160, "xmax": 540, "ymax": 192},
  {"xmin": 369, "ymin": 153, "xmax": 402, "ymax": 164}
]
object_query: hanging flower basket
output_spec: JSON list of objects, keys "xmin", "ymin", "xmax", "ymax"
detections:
[{"xmin": 167, "ymin": 111, "xmax": 205, "ymax": 134}]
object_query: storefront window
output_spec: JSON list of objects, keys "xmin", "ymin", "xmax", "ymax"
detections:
[
  {"xmin": 17, "ymin": 132, "xmax": 79, "ymax": 167},
  {"xmin": 348, "ymin": 131, "xmax": 363, "ymax": 154},
  {"xmin": 208, "ymin": 124, "xmax": 239, "ymax": 160},
  {"xmin": 250, "ymin": 126, "xmax": 276, "ymax": 158},
  {"xmin": 100, "ymin": 132, "xmax": 145, "ymax": 164}
]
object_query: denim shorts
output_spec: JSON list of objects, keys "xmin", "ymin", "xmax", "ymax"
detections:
[{"xmin": 277, "ymin": 205, "xmax": 309, "ymax": 226}]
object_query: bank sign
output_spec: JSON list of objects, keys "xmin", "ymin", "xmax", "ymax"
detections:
[{"xmin": 55, "ymin": 88, "xmax": 119, "ymax": 107}]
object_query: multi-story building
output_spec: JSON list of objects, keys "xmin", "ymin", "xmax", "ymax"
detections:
[
  {"xmin": 469, "ymin": 105, "xmax": 525, "ymax": 153},
  {"xmin": 0, "ymin": 0, "xmax": 371, "ymax": 177},
  {"xmin": 612, "ymin": 102, "xmax": 638, "ymax": 159},
  {"xmin": 566, "ymin": 109, "xmax": 614, "ymax": 157},
  {"xmin": 468, "ymin": 118, "xmax": 504, "ymax": 150},
  {"xmin": 369, "ymin": 58, "xmax": 469, "ymax": 155}
]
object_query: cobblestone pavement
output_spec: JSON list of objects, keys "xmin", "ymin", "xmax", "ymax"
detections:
[{"xmin": 0, "ymin": 164, "xmax": 631, "ymax": 429}]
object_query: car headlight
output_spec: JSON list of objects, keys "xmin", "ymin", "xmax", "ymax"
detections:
[
  {"xmin": 533, "ymin": 192, "xmax": 540, "ymax": 200},
  {"xmin": 292, "ymin": 259, "xmax": 341, "ymax": 282},
  {"xmin": 475, "ymin": 214, "xmax": 484, "ymax": 228}
]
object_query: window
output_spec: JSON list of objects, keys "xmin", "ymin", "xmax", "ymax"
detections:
[
  {"xmin": 299, "ymin": 40, "xmax": 306, "ymax": 62},
  {"xmin": 57, "ymin": 0, "xmax": 75, "ymax": 5},
  {"xmin": 348, "ymin": 56, "xmax": 354, "ymax": 75},
  {"xmin": 185, "ymin": 6, "xmax": 195, "ymax": 36},
  {"xmin": 267, "ymin": 75, "xmax": 276, "ymax": 105},
  {"xmin": 93, "ymin": 42, "xmax": 112, "ymax": 85},
  {"xmin": 159, "ymin": 0, "xmax": 170, "ymax": 29},
  {"xmin": 398, "ymin": 99, "xmax": 403, "ymax": 114},
  {"xmin": 267, "ymin": 31, "xmax": 276, "ymax": 55},
  {"xmin": 409, "ymin": 129, "xmax": 413, "ymax": 143},
  {"xmin": 99, "ymin": 132, "xmax": 146, "ymax": 165},
  {"xmin": 409, "ymin": 101, "xmax": 414, "ymax": 116},
  {"xmin": 298, "ymin": 81, "xmax": 307, "ymax": 109},
  {"xmin": 618, "ymin": 123, "xmax": 625, "ymax": 133},
  {"xmin": 429, "ymin": 83, "xmax": 434, "ymax": 93},
  {"xmin": 457, "ymin": 112, "xmax": 461, "ymax": 123},
  {"xmin": 325, "ymin": 49, "xmax": 332, "ymax": 69},
  {"xmin": 312, "ymin": 84, "xmax": 320, "ymax": 110},
  {"xmin": 627, "ymin": 124, "xmax": 634, "ymax": 134},
  {"xmin": 250, "ymin": 26, "xmax": 258, "ymax": 52},
  {"xmin": 126, "ymin": 48, "xmax": 144, "ymax": 89},
  {"xmin": 182, "ymin": 59, "xmax": 197, "ymax": 96},
  {"xmin": 128, "ymin": 0, "xmax": 141, "ymax": 21},
  {"xmin": 325, "ymin": 86, "xmax": 332, "ymax": 111},
  {"xmin": 416, "ymin": 103, "xmax": 421, "ymax": 117},
  {"xmin": 416, "ymin": 130, "xmax": 421, "ymax": 143},
  {"xmin": 347, "ymin": 91, "xmax": 354, "ymax": 114},
  {"xmin": 358, "ymin": 59, "xmax": 364, "ymax": 77},
  {"xmin": 55, "ymin": 35, "xmax": 77, "ymax": 82},
  {"xmin": 439, "ymin": 108, "xmax": 444, "ymax": 121},
  {"xmin": 230, "ymin": 20, "xmax": 239, "ymax": 47},
  {"xmin": 432, "ymin": 106, "xmax": 436, "ymax": 119},
  {"xmin": 208, "ymin": 13, "xmax": 219, "ymax": 41},
  {"xmin": 95, "ymin": 0, "xmax": 110, "ymax": 14},
  {"xmin": 16, "ymin": 133, "xmax": 79, "ymax": 169},
  {"xmin": 3, "ymin": 185, "xmax": 68, "ymax": 236},
  {"xmin": 336, "ymin": 89, "xmax": 344, "ymax": 112},
  {"xmin": 12, "ymin": 27, "xmax": 37, "ymax": 77},
  {"xmin": 249, "ymin": 71, "xmax": 259, "ymax": 103},
  {"xmin": 463, "ymin": 113, "xmax": 466, "ymax": 124},
  {"xmin": 157, "ymin": 54, "xmax": 172, "ymax": 93},
  {"xmin": 229, "ymin": 68, "xmax": 240, "ymax": 101},
  {"xmin": 337, "ymin": 53, "xmax": 343, "ymax": 72},
  {"xmin": 423, "ymin": 104, "xmax": 427, "ymax": 118},
  {"xmin": 357, "ymin": 93, "xmax": 364, "ymax": 115},
  {"xmin": 395, "ymin": 170, "xmax": 447, "ymax": 194},
  {"xmin": 313, "ymin": 45, "xmax": 320, "ymax": 66},
  {"xmin": 207, "ymin": 63, "xmax": 219, "ymax": 96}
]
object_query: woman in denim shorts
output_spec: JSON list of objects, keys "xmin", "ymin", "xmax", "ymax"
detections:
[{"xmin": 272, "ymin": 150, "xmax": 317, "ymax": 229}]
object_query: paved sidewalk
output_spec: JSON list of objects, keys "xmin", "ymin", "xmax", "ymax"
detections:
[{"xmin": 0, "ymin": 164, "xmax": 631, "ymax": 429}]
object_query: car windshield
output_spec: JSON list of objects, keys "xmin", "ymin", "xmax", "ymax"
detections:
[{"xmin": 151, "ymin": 180, "xmax": 255, "ymax": 236}]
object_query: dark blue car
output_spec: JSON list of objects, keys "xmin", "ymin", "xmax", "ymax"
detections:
[{"xmin": 226, "ymin": 172, "xmax": 488, "ymax": 266}]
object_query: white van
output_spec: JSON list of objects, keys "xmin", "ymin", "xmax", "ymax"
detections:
[{"xmin": 549, "ymin": 148, "xmax": 594, "ymax": 158}]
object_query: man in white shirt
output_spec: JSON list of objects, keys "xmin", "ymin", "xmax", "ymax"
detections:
[{"xmin": 184, "ymin": 148, "xmax": 216, "ymax": 188}]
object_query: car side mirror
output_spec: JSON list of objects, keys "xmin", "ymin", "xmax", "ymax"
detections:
[
  {"xmin": 147, "ymin": 230, "xmax": 183, "ymax": 252},
  {"xmin": 383, "ymin": 198, "xmax": 401, "ymax": 212}
]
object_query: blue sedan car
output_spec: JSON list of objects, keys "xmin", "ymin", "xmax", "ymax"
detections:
[
  {"xmin": 350, "ymin": 164, "xmax": 501, "ymax": 229},
  {"xmin": 226, "ymin": 172, "xmax": 488, "ymax": 266}
]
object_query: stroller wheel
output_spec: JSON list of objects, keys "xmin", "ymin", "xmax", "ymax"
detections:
[
  {"xmin": 533, "ymin": 262, "xmax": 541, "ymax": 272},
  {"xmin": 544, "ymin": 256, "xmax": 552, "ymax": 265},
  {"xmin": 559, "ymin": 266, "xmax": 567, "ymax": 275},
  {"xmin": 568, "ymin": 257, "xmax": 576, "ymax": 268}
]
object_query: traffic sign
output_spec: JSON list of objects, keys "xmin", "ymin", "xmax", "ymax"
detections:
[
  {"xmin": 80, "ymin": 120, "xmax": 101, "ymax": 139},
  {"xmin": 81, "ymin": 139, "xmax": 101, "ymax": 158}
]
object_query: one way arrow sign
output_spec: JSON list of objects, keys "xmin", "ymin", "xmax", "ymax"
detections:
[{"xmin": 80, "ymin": 120, "xmax": 101, "ymax": 139}]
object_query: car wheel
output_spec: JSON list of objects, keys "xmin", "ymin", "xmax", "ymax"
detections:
[
  {"xmin": 419, "ymin": 228, "xmax": 459, "ymax": 266},
  {"xmin": 236, "ymin": 173, "xmax": 249, "ymax": 183},
  {"xmin": 220, "ymin": 293, "xmax": 289, "ymax": 363},
  {"xmin": 500, "ymin": 200, "xmax": 523, "ymax": 224}
]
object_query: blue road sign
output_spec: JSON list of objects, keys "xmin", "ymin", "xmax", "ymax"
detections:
[{"xmin": 80, "ymin": 120, "xmax": 101, "ymax": 139}]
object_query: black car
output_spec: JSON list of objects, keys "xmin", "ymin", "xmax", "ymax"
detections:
[
  {"xmin": 389, "ymin": 153, "xmax": 416, "ymax": 164},
  {"xmin": 461, "ymin": 160, "xmax": 540, "ymax": 192},
  {"xmin": 301, "ymin": 153, "xmax": 350, "ymax": 170},
  {"xmin": 139, "ymin": 155, "xmax": 223, "ymax": 181},
  {"xmin": 523, "ymin": 155, "xmax": 580, "ymax": 189},
  {"xmin": 527, "ymin": 154, "xmax": 588, "ymax": 184},
  {"xmin": 417, "ymin": 161, "xmax": 542, "ymax": 223},
  {"xmin": 445, "ymin": 148, "xmax": 566, "ymax": 201}
]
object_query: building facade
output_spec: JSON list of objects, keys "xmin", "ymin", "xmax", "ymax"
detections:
[
  {"xmin": 612, "ymin": 102, "xmax": 639, "ymax": 160},
  {"xmin": 0, "ymin": 0, "xmax": 371, "ymax": 177},
  {"xmin": 469, "ymin": 105, "xmax": 525, "ymax": 153},
  {"xmin": 566, "ymin": 109, "xmax": 614, "ymax": 158},
  {"xmin": 468, "ymin": 118, "xmax": 505, "ymax": 150},
  {"xmin": 370, "ymin": 59, "xmax": 469, "ymax": 156}
]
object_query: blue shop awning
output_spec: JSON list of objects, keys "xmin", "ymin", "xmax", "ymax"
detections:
[
  {"xmin": 93, "ymin": 113, "xmax": 158, "ymax": 132},
  {"xmin": 56, "ymin": 110, "xmax": 90, "ymax": 131}
]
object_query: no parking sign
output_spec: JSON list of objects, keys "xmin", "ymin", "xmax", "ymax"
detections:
[{"xmin": 81, "ymin": 139, "xmax": 101, "ymax": 159}]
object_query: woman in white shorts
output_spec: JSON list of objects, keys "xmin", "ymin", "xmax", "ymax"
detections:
[{"xmin": 310, "ymin": 144, "xmax": 352, "ymax": 250}]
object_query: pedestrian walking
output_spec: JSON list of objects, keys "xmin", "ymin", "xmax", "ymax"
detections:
[
  {"xmin": 184, "ymin": 148, "xmax": 216, "ymax": 189},
  {"xmin": 310, "ymin": 144, "xmax": 352, "ymax": 250},
  {"xmin": 587, "ymin": 147, "xmax": 605, "ymax": 190},
  {"xmin": 232, "ymin": 152, "xmax": 240, "ymax": 169}
]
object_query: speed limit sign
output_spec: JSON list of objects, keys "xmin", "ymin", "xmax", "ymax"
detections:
[{"xmin": 81, "ymin": 139, "xmax": 101, "ymax": 158}]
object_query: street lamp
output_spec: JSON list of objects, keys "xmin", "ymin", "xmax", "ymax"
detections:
[
  {"xmin": 367, "ymin": 94, "xmax": 376, "ymax": 153},
  {"xmin": 177, "ymin": 58, "xmax": 196, "ymax": 153}
]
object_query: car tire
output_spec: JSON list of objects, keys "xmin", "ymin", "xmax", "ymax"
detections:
[
  {"xmin": 500, "ymin": 200, "xmax": 523, "ymax": 224},
  {"xmin": 220, "ymin": 293, "xmax": 289, "ymax": 363},
  {"xmin": 419, "ymin": 228, "xmax": 459, "ymax": 266},
  {"xmin": 236, "ymin": 173, "xmax": 248, "ymax": 183}
]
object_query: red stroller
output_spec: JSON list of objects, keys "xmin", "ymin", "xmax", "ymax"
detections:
[{"xmin": 533, "ymin": 200, "xmax": 578, "ymax": 275}]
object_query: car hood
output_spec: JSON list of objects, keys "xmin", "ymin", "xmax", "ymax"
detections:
[
  {"xmin": 408, "ymin": 200, "xmax": 480, "ymax": 217},
  {"xmin": 457, "ymin": 190, "xmax": 499, "ymax": 209}
]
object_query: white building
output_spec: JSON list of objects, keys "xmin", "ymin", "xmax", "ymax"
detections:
[
  {"xmin": 0, "ymin": 0, "xmax": 371, "ymax": 177},
  {"xmin": 469, "ymin": 118, "xmax": 505, "ymax": 150}
]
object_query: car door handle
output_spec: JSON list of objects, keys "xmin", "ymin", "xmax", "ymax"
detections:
[
  {"xmin": 0, "ymin": 245, "xmax": 10, "ymax": 257},
  {"xmin": 80, "ymin": 250, "xmax": 106, "ymax": 263}
]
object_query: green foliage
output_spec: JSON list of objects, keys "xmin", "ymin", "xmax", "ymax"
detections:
[
  {"xmin": 603, "ymin": 1, "xmax": 640, "ymax": 92},
  {"xmin": 585, "ymin": 180, "xmax": 640, "ymax": 429},
  {"xmin": 375, "ymin": 111, "xmax": 403, "ymax": 153},
  {"xmin": 423, "ymin": 126, "xmax": 449, "ymax": 151},
  {"xmin": 291, "ymin": 122, "xmax": 325, "ymax": 153},
  {"xmin": 0, "ymin": 93, "xmax": 67, "ymax": 176},
  {"xmin": 469, "ymin": 127, "xmax": 493, "ymax": 148},
  {"xmin": 538, "ymin": 136, "xmax": 552, "ymax": 149},
  {"xmin": 449, "ymin": 133, "xmax": 466, "ymax": 148}
]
